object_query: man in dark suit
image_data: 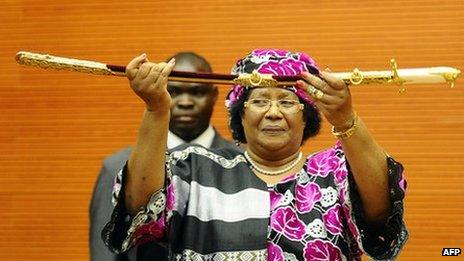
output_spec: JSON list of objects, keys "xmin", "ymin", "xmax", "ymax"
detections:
[{"xmin": 89, "ymin": 52, "xmax": 238, "ymax": 261}]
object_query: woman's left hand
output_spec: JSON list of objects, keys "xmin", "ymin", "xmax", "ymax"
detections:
[{"xmin": 297, "ymin": 70, "xmax": 356, "ymax": 131}]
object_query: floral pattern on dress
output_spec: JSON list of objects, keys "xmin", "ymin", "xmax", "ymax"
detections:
[
  {"xmin": 270, "ymin": 207, "xmax": 307, "ymax": 241},
  {"xmin": 323, "ymin": 204, "xmax": 343, "ymax": 235},
  {"xmin": 267, "ymin": 242, "xmax": 284, "ymax": 261},
  {"xmin": 306, "ymin": 148, "xmax": 340, "ymax": 177},
  {"xmin": 305, "ymin": 219, "xmax": 328, "ymax": 238},
  {"xmin": 295, "ymin": 182, "xmax": 321, "ymax": 214},
  {"xmin": 267, "ymin": 143, "xmax": 408, "ymax": 260},
  {"xmin": 304, "ymin": 239, "xmax": 343, "ymax": 261}
]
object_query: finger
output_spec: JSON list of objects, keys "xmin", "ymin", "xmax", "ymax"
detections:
[
  {"xmin": 142, "ymin": 62, "xmax": 167, "ymax": 84},
  {"xmin": 137, "ymin": 62, "xmax": 159, "ymax": 81},
  {"xmin": 127, "ymin": 53, "xmax": 148, "ymax": 69},
  {"xmin": 311, "ymin": 89, "xmax": 345, "ymax": 108},
  {"xmin": 320, "ymin": 71, "xmax": 346, "ymax": 90},
  {"xmin": 153, "ymin": 58, "xmax": 175, "ymax": 88},
  {"xmin": 296, "ymin": 80, "xmax": 330, "ymax": 102},
  {"xmin": 297, "ymin": 80, "xmax": 347, "ymax": 109},
  {"xmin": 300, "ymin": 72, "xmax": 337, "ymax": 95},
  {"xmin": 139, "ymin": 63, "xmax": 163, "ymax": 90},
  {"xmin": 295, "ymin": 80, "xmax": 315, "ymax": 100},
  {"xmin": 316, "ymin": 92, "xmax": 342, "ymax": 106},
  {"xmin": 126, "ymin": 53, "xmax": 148, "ymax": 80}
]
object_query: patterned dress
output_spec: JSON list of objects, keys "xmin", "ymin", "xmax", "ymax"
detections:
[{"xmin": 103, "ymin": 143, "xmax": 408, "ymax": 260}]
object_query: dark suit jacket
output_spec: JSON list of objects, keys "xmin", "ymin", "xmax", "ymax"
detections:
[{"xmin": 89, "ymin": 131, "xmax": 239, "ymax": 261}]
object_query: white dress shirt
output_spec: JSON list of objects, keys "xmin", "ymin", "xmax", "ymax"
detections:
[{"xmin": 167, "ymin": 125, "xmax": 215, "ymax": 149}]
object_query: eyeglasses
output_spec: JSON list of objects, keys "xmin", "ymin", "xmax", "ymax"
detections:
[{"xmin": 244, "ymin": 98, "xmax": 304, "ymax": 114}]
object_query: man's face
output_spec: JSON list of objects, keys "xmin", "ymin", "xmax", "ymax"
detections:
[{"xmin": 168, "ymin": 61, "xmax": 218, "ymax": 142}]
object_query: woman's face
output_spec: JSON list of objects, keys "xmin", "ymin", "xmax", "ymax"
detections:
[{"xmin": 241, "ymin": 87, "xmax": 306, "ymax": 158}]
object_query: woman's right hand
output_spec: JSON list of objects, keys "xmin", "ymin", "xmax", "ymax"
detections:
[{"xmin": 125, "ymin": 54, "xmax": 176, "ymax": 112}]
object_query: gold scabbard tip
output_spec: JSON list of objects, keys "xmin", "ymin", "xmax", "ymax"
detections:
[
  {"xmin": 15, "ymin": 51, "xmax": 26, "ymax": 63},
  {"xmin": 15, "ymin": 51, "xmax": 43, "ymax": 65},
  {"xmin": 14, "ymin": 50, "xmax": 113, "ymax": 76}
]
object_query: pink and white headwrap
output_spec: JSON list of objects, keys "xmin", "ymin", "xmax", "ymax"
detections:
[{"xmin": 225, "ymin": 49, "xmax": 320, "ymax": 110}]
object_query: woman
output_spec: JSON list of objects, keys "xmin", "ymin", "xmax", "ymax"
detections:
[{"xmin": 103, "ymin": 49, "xmax": 408, "ymax": 260}]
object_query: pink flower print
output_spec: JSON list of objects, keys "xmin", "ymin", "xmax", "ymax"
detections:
[
  {"xmin": 258, "ymin": 58, "xmax": 307, "ymax": 76},
  {"xmin": 133, "ymin": 214, "xmax": 166, "ymax": 241},
  {"xmin": 166, "ymin": 183, "xmax": 175, "ymax": 211},
  {"xmin": 252, "ymin": 49, "xmax": 289, "ymax": 58},
  {"xmin": 399, "ymin": 174, "xmax": 406, "ymax": 193},
  {"xmin": 225, "ymin": 84, "xmax": 245, "ymax": 108},
  {"xmin": 323, "ymin": 204, "xmax": 343, "ymax": 235},
  {"xmin": 267, "ymin": 242, "xmax": 284, "ymax": 261},
  {"xmin": 304, "ymin": 239, "xmax": 343, "ymax": 261},
  {"xmin": 307, "ymin": 149, "xmax": 340, "ymax": 177},
  {"xmin": 271, "ymin": 207, "xmax": 306, "ymax": 241},
  {"xmin": 270, "ymin": 190, "xmax": 284, "ymax": 210},
  {"xmin": 333, "ymin": 167, "xmax": 348, "ymax": 185},
  {"xmin": 298, "ymin": 53, "xmax": 318, "ymax": 70},
  {"xmin": 295, "ymin": 182, "xmax": 321, "ymax": 214},
  {"xmin": 338, "ymin": 186, "xmax": 347, "ymax": 205},
  {"xmin": 342, "ymin": 204, "xmax": 360, "ymax": 239},
  {"xmin": 147, "ymin": 216, "xmax": 166, "ymax": 239}
]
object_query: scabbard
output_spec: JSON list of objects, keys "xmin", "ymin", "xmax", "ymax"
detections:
[{"xmin": 15, "ymin": 51, "xmax": 460, "ymax": 88}]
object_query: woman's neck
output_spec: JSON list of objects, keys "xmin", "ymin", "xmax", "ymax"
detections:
[
  {"xmin": 245, "ymin": 148, "xmax": 306, "ymax": 184},
  {"xmin": 246, "ymin": 148, "xmax": 301, "ymax": 168}
]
